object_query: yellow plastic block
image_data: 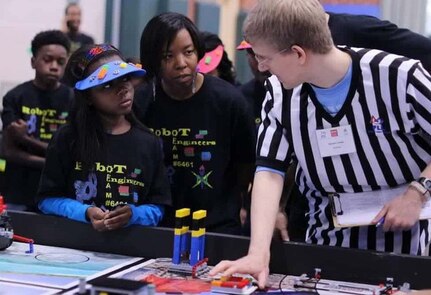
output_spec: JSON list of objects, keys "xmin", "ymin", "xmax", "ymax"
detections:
[
  {"xmin": 174, "ymin": 226, "xmax": 189, "ymax": 235},
  {"xmin": 192, "ymin": 210, "xmax": 207, "ymax": 220},
  {"xmin": 191, "ymin": 228, "xmax": 205, "ymax": 237},
  {"xmin": 175, "ymin": 208, "xmax": 191, "ymax": 218}
]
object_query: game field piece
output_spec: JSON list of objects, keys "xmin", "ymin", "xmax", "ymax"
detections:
[
  {"xmin": 190, "ymin": 210, "xmax": 206, "ymax": 265},
  {"xmin": 90, "ymin": 277, "xmax": 149, "ymax": 295},
  {"xmin": 211, "ymin": 276, "xmax": 257, "ymax": 295},
  {"xmin": 172, "ymin": 208, "xmax": 190, "ymax": 265},
  {"xmin": 167, "ymin": 258, "xmax": 210, "ymax": 278},
  {"xmin": 0, "ymin": 197, "xmax": 13, "ymax": 251}
]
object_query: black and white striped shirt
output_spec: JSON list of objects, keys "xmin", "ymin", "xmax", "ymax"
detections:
[{"xmin": 257, "ymin": 47, "xmax": 431, "ymax": 255}]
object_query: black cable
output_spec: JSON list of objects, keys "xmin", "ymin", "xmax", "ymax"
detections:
[
  {"xmin": 292, "ymin": 278, "xmax": 320, "ymax": 294},
  {"xmin": 279, "ymin": 274, "xmax": 320, "ymax": 295},
  {"xmin": 278, "ymin": 273, "xmax": 289, "ymax": 294}
]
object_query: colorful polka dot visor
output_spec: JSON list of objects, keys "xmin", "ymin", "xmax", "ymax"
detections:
[{"xmin": 75, "ymin": 60, "xmax": 146, "ymax": 90}]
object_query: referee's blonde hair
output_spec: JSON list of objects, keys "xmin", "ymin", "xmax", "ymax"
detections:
[{"xmin": 243, "ymin": 0, "xmax": 333, "ymax": 54}]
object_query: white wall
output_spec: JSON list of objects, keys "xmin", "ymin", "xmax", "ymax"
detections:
[
  {"xmin": 80, "ymin": 0, "xmax": 107, "ymax": 44},
  {"xmin": 0, "ymin": 0, "xmax": 106, "ymax": 95},
  {"xmin": 381, "ymin": 0, "xmax": 427, "ymax": 35}
]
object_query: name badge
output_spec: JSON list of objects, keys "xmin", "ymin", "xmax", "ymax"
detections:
[{"xmin": 315, "ymin": 125, "xmax": 356, "ymax": 157}]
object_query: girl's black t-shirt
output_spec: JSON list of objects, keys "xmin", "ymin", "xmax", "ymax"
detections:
[{"xmin": 38, "ymin": 125, "xmax": 172, "ymax": 210}]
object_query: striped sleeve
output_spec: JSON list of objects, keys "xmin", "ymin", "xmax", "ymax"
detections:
[
  {"xmin": 256, "ymin": 76, "xmax": 292, "ymax": 172},
  {"xmin": 406, "ymin": 62, "xmax": 431, "ymax": 135}
]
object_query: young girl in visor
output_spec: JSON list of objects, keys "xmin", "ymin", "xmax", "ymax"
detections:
[{"xmin": 37, "ymin": 44, "xmax": 171, "ymax": 231}]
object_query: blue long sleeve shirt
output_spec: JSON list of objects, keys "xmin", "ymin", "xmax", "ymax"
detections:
[{"xmin": 38, "ymin": 198, "xmax": 164, "ymax": 226}]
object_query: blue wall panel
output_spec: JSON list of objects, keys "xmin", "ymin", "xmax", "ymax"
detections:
[
  {"xmin": 167, "ymin": 0, "xmax": 188, "ymax": 14},
  {"xmin": 116, "ymin": 0, "xmax": 189, "ymax": 60},
  {"xmin": 195, "ymin": 2, "xmax": 219, "ymax": 34},
  {"xmin": 323, "ymin": 4, "xmax": 380, "ymax": 17},
  {"xmin": 235, "ymin": 10, "xmax": 253, "ymax": 84},
  {"xmin": 105, "ymin": 0, "xmax": 114, "ymax": 43},
  {"xmin": 118, "ymin": 0, "xmax": 160, "ymax": 60}
]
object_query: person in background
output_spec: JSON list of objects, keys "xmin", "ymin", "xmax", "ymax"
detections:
[
  {"xmin": 211, "ymin": 0, "xmax": 431, "ymax": 287},
  {"xmin": 37, "ymin": 44, "xmax": 171, "ymax": 231},
  {"xmin": 64, "ymin": 2, "xmax": 94, "ymax": 54},
  {"xmin": 135, "ymin": 12, "xmax": 255, "ymax": 234},
  {"xmin": 1, "ymin": 30, "xmax": 72, "ymax": 211},
  {"xmin": 236, "ymin": 41, "xmax": 271, "ymax": 237},
  {"xmin": 237, "ymin": 40, "xmax": 289, "ymax": 239},
  {"xmin": 197, "ymin": 31, "xmax": 239, "ymax": 86},
  {"xmin": 326, "ymin": 11, "xmax": 431, "ymax": 73},
  {"xmin": 237, "ymin": 40, "xmax": 270, "ymax": 130}
]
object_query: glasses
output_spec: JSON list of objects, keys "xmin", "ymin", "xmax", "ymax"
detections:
[{"xmin": 254, "ymin": 48, "xmax": 289, "ymax": 66}]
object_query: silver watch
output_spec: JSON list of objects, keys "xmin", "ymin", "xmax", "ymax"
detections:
[
  {"xmin": 418, "ymin": 177, "xmax": 431, "ymax": 190},
  {"xmin": 417, "ymin": 177, "xmax": 431, "ymax": 201}
]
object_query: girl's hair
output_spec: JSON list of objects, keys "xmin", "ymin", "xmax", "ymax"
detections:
[
  {"xmin": 200, "ymin": 31, "xmax": 236, "ymax": 85},
  {"xmin": 140, "ymin": 12, "xmax": 205, "ymax": 81},
  {"xmin": 64, "ymin": 44, "xmax": 145, "ymax": 172}
]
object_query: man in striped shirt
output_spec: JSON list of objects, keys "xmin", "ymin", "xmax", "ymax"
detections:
[{"xmin": 211, "ymin": 0, "xmax": 431, "ymax": 288}]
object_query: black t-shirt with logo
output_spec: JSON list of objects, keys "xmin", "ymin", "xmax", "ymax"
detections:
[
  {"xmin": 134, "ymin": 75, "xmax": 255, "ymax": 234},
  {"xmin": 37, "ymin": 125, "xmax": 171, "ymax": 210},
  {"xmin": 1, "ymin": 81, "xmax": 72, "ymax": 206}
]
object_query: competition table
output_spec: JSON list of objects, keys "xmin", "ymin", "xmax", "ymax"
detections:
[{"xmin": 9, "ymin": 211, "xmax": 431, "ymax": 290}]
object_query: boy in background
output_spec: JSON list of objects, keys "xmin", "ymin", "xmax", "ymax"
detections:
[{"xmin": 1, "ymin": 30, "xmax": 72, "ymax": 210}]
